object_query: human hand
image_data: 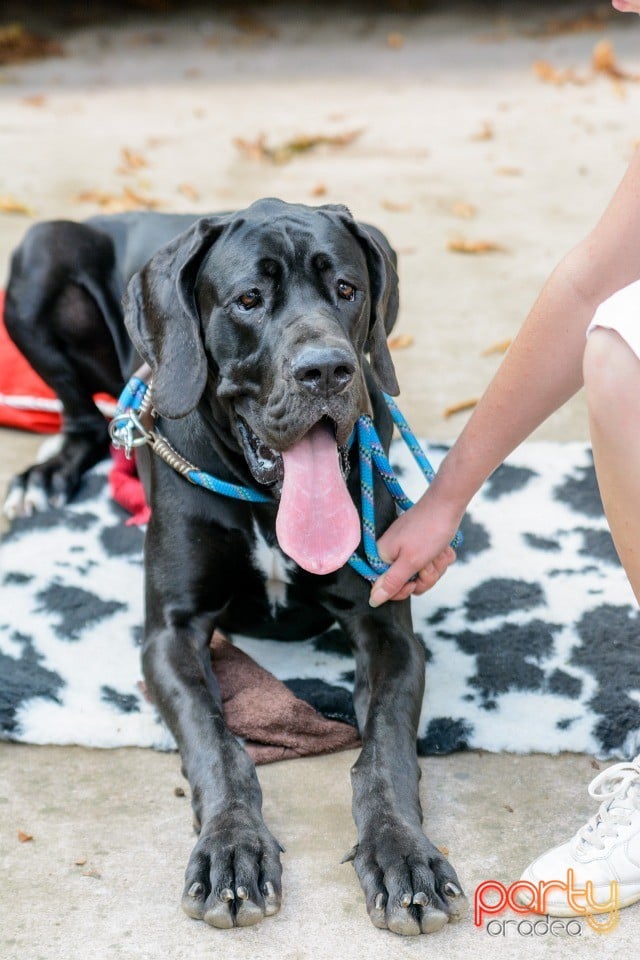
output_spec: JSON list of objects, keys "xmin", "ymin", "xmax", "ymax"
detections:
[
  {"xmin": 611, "ymin": 1, "xmax": 640, "ymax": 15},
  {"xmin": 368, "ymin": 496, "xmax": 462, "ymax": 607}
]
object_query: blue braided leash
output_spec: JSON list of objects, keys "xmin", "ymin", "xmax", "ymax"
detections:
[
  {"xmin": 109, "ymin": 375, "xmax": 462, "ymax": 583},
  {"xmin": 349, "ymin": 399, "xmax": 462, "ymax": 582},
  {"xmin": 109, "ymin": 375, "xmax": 270, "ymax": 504}
]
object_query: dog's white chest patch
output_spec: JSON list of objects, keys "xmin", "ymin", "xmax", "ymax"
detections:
[{"xmin": 251, "ymin": 520, "xmax": 294, "ymax": 614}]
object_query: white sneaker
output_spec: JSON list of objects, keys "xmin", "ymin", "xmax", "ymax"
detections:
[{"xmin": 519, "ymin": 759, "xmax": 640, "ymax": 917}]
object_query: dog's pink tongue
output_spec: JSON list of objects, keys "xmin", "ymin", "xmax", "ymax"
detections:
[{"xmin": 276, "ymin": 421, "xmax": 360, "ymax": 575}]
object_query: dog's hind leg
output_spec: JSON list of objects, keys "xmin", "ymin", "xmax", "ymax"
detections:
[
  {"xmin": 337, "ymin": 602, "xmax": 469, "ymax": 936},
  {"xmin": 3, "ymin": 221, "xmax": 126, "ymax": 517}
]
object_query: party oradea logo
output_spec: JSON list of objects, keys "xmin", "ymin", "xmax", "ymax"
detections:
[{"xmin": 474, "ymin": 870, "xmax": 619, "ymax": 936}]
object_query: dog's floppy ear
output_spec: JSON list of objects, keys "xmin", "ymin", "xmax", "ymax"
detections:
[
  {"xmin": 124, "ymin": 216, "xmax": 228, "ymax": 419},
  {"xmin": 340, "ymin": 216, "xmax": 400, "ymax": 397}
]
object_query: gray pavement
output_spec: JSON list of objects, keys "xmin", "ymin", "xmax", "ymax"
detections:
[
  {"xmin": 1, "ymin": 745, "xmax": 624, "ymax": 960},
  {"xmin": 1, "ymin": 3, "xmax": 639, "ymax": 957}
]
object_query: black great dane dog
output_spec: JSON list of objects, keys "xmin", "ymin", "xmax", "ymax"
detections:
[{"xmin": 4, "ymin": 199, "xmax": 468, "ymax": 934}]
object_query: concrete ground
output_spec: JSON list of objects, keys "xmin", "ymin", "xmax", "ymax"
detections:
[{"xmin": 1, "ymin": 2, "xmax": 639, "ymax": 957}]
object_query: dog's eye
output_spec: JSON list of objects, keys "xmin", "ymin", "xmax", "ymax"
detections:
[
  {"xmin": 237, "ymin": 289, "xmax": 262, "ymax": 310},
  {"xmin": 337, "ymin": 281, "xmax": 356, "ymax": 301}
]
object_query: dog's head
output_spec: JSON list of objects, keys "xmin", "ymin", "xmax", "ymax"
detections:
[{"xmin": 125, "ymin": 198, "xmax": 400, "ymax": 573}]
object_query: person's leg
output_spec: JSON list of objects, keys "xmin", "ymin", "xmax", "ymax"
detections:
[
  {"xmin": 519, "ymin": 306, "xmax": 640, "ymax": 917},
  {"xmin": 583, "ymin": 326, "xmax": 640, "ymax": 604}
]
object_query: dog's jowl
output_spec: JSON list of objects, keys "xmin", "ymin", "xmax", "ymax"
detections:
[{"xmin": 4, "ymin": 199, "xmax": 468, "ymax": 934}]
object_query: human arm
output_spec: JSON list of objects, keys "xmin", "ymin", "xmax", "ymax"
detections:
[{"xmin": 370, "ymin": 145, "xmax": 640, "ymax": 606}]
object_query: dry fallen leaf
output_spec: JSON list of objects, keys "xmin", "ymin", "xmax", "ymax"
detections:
[
  {"xmin": 233, "ymin": 133, "xmax": 268, "ymax": 163},
  {"xmin": 0, "ymin": 195, "xmax": 34, "ymax": 215},
  {"xmin": 233, "ymin": 130, "xmax": 362, "ymax": 165},
  {"xmin": 532, "ymin": 60, "xmax": 588, "ymax": 87},
  {"xmin": 73, "ymin": 187, "xmax": 160, "ymax": 213},
  {"xmin": 120, "ymin": 187, "xmax": 160, "ymax": 210},
  {"xmin": 526, "ymin": 8, "xmax": 614, "ymax": 39},
  {"xmin": 444, "ymin": 398, "xmax": 479, "ymax": 418},
  {"xmin": 482, "ymin": 338, "xmax": 512, "ymax": 356},
  {"xmin": 17, "ymin": 830, "xmax": 33, "ymax": 843},
  {"xmin": 310, "ymin": 183, "xmax": 327, "ymax": 197},
  {"xmin": 21, "ymin": 94, "xmax": 47, "ymax": 107},
  {"xmin": 470, "ymin": 121, "xmax": 494, "ymax": 142},
  {"xmin": 74, "ymin": 857, "xmax": 87, "ymax": 866},
  {"xmin": 177, "ymin": 182, "xmax": 200, "ymax": 201},
  {"xmin": 593, "ymin": 38, "xmax": 620, "ymax": 76},
  {"xmin": 388, "ymin": 333, "xmax": 414, "ymax": 351},
  {"xmin": 381, "ymin": 199, "xmax": 412, "ymax": 213},
  {"xmin": 387, "ymin": 32, "xmax": 405, "ymax": 50},
  {"xmin": 450, "ymin": 201, "xmax": 477, "ymax": 220},
  {"xmin": 496, "ymin": 166, "xmax": 522, "ymax": 177},
  {"xmin": 438, "ymin": 845, "xmax": 449, "ymax": 858},
  {"xmin": 592, "ymin": 39, "xmax": 640, "ymax": 82},
  {"xmin": 532, "ymin": 41, "xmax": 639, "ymax": 90},
  {"xmin": 81, "ymin": 868, "xmax": 102, "ymax": 879},
  {"xmin": 117, "ymin": 148, "xmax": 148, "ymax": 174},
  {"xmin": 447, "ymin": 237, "xmax": 506, "ymax": 255},
  {"xmin": 0, "ymin": 23, "xmax": 64, "ymax": 65}
]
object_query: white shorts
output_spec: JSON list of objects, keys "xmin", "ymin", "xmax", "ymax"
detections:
[{"xmin": 587, "ymin": 278, "xmax": 640, "ymax": 361}]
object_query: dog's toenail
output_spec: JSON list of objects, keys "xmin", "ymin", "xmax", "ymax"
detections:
[
  {"xmin": 188, "ymin": 882, "xmax": 204, "ymax": 899},
  {"xmin": 236, "ymin": 886, "xmax": 249, "ymax": 900},
  {"xmin": 375, "ymin": 893, "xmax": 385, "ymax": 911},
  {"xmin": 264, "ymin": 881, "xmax": 275, "ymax": 899},
  {"xmin": 444, "ymin": 882, "xmax": 461, "ymax": 898},
  {"xmin": 220, "ymin": 887, "xmax": 235, "ymax": 901},
  {"xmin": 400, "ymin": 893, "xmax": 412, "ymax": 907},
  {"xmin": 421, "ymin": 905, "xmax": 449, "ymax": 933},
  {"xmin": 413, "ymin": 891, "xmax": 429, "ymax": 906}
]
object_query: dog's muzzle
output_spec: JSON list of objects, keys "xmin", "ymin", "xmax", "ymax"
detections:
[{"xmin": 235, "ymin": 343, "xmax": 363, "ymax": 575}]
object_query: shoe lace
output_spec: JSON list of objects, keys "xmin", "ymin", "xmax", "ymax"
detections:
[{"xmin": 576, "ymin": 759, "xmax": 640, "ymax": 852}]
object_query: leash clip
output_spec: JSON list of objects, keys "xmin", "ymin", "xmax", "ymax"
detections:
[{"xmin": 108, "ymin": 410, "xmax": 154, "ymax": 459}]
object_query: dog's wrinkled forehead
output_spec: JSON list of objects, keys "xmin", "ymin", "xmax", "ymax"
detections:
[
  {"xmin": 200, "ymin": 202, "xmax": 369, "ymax": 292},
  {"xmin": 124, "ymin": 198, "xmax": 400, "ymax": 420}
]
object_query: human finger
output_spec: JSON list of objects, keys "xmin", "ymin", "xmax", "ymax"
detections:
[
  {"xmin": 411, "ymin": 548, "xmax": 456, "ymax": 596},
  {"xmin": 369, "ymin": 556, "xmax": 420, "ymax": 607}
]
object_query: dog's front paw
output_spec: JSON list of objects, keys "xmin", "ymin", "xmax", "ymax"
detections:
[
  {"xmin": 345, "ymin": 825, "xmax": 468, "ymax": 936},
  {"xmin": 181, "ymin": 805, "xmax": 283, "ymax": 928}
]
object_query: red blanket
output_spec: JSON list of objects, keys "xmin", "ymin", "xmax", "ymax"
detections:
[
  {"xmin": 0, "ymin": 290, "xmax": 62, "ymax": 433},
  {"xmin": 0, "ymin": 290, "xmax": 115, "ymax": 433}
]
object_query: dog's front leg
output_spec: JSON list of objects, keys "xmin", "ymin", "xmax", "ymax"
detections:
[
  {"xmin": 142, "ymin": 614, "xmax": 283, "ymax": 928},
  {"xmin": 342, "ymin": 603, "xmax": 468, "ymax": 935}
]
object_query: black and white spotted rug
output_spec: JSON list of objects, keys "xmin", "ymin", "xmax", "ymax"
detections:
[{"xmin": 1, "ymin": 440, "xmax": 638, "ymax": 759}]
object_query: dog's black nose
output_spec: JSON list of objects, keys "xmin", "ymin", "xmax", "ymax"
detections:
[{"xmin": 292, "ymin": 346, "xmax": 355, "ymax": 396}]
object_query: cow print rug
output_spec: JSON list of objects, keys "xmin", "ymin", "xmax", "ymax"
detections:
[{"xmin": 1, "ymin": 440, "xmax": 638, "ymax": 759}]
